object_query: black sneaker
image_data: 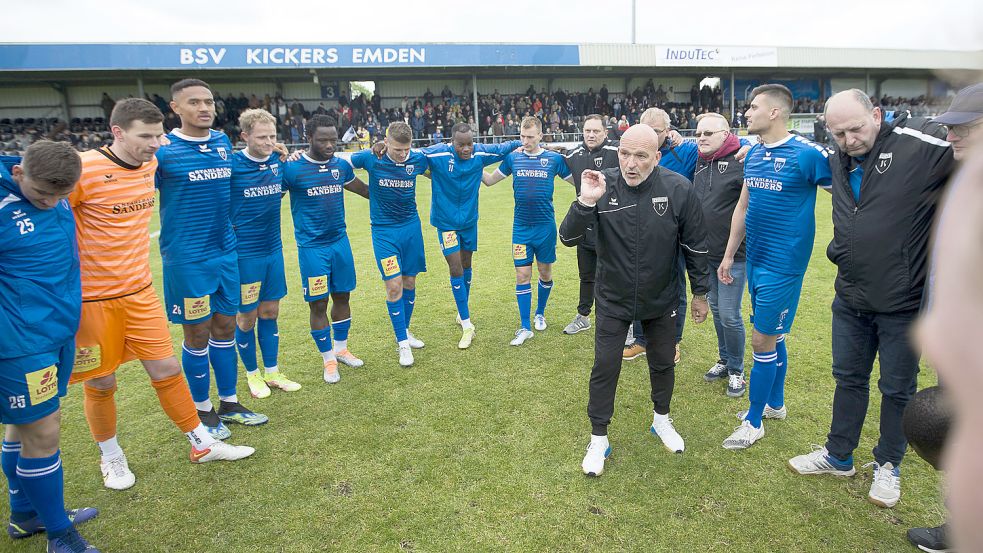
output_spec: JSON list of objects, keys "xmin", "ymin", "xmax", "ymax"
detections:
[
  {"xmin": 907, "ymin": 524, "xmax": 952, "ymax": 552},
  {"xmin": 196, "ymin": 408, "xmax": 231, "ymax": 440},
  {"xmin": 217, "ymin": 401, "xmax": 269, "ymax": 426}
]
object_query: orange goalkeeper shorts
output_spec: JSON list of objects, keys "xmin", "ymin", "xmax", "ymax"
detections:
[{"xmin": 71, "ymin": 285, "xmax": 175, "ymax": 383}]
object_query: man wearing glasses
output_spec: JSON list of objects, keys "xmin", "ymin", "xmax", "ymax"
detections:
[{"xmin": 787, "ymin": 89, "xmax": 954, "ymax": 510}]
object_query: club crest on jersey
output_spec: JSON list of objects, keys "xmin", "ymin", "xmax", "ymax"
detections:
[
  {"xmin": 405, "ymin": 164, "xmax": 415, "ymax": 175},
  {"xmin": 773, "ymin": 158, "xmax": 786, "ymax": 172},
  {"xmin": 594, "ymin": 157, "xmax": 603, "ymax": 168},
  {"xmin": 217, "ymin": 147, "xmax": 228, "ymax": 160},
  {"xmin": 540, "ymin": 158, "xmax": 549, "ymax": 168},
  {"xmin": 331, "ymin": 168, "xmax": 340, "ymax": 179},
  {"xmin": 876, "ymin": 152, "xmax": 893, "ymax": 174},
  {"xmin": 652, "ymin": 196, "xmax": 668, "ymax": 216},
  {"xmin": 271, "ymin": 164, "xmax": 279, "ymax": 176},
  {"xmin": 717, "ymin": 161, "xmax": 729, "ymax": 174}
]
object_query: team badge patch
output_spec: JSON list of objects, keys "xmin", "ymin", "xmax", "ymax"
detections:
[
  {"xmin": 441, "ymin": 231, "xmax": 459, "ymax": 249},
  {"xmin": 540, "ymin": 158, "xmax": 549, "ymax": 168},
  {"xmin": 271, "ymin": 164, "xmax": 279, "ymax": 176},
  {"xmin": 773, "ymin": 157, "xmax": 786, "ymax": 172},
  {"xmin": 876, "ymin": 152, "xmax": 893, "ymax": 174},
  {"xmin": 331, "ymin": 168, "xmax": 340, "ymax": 179},
  {"xmin": 73, "ymin": 346, "xmax": 102, "ymax": 374},
  {"xmin": 717, "ymin": 161, "xmax": 729, "ymax": 174},
  {"xmin": 405, "ymin": 164, "xmax": 415, "ymax": 175},
  {"xmin": 25, "ymin": 366, "xmax": 58, "ymax": 406},
  {"xmin": 183, "ymin": 296, "xmax": 211, "ymax": 321},
  {"xmin": 308, "ymin": 275, "xmax": 328, "ymax": 297},
  {"xmin": 652, "ymin": 196, "xmax": 668, "ymax": 217},
  {"xmin": 594, "ymin": 157, "xmax": 603, "ymax": 168},
  {"xmin": 512, "ymin": 244, "xmax": 528, "ymax": 260},
  {"xmin": 241, "ymin": 281, "xmax": 262, "ymax": 305},
  {"xmin": 217, "ymin": 147, "xmax": 228, "ymax": 161},
  {"xmin": 381, "ymin": 256, "xmax": 401, "ymax": 277}
]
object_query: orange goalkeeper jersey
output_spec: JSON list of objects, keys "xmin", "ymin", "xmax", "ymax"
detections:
[{"xmin": 70, "ymin": 147, "xmax": 158, "ymax": 301}]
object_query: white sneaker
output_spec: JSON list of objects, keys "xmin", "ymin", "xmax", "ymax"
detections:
[
  {"xmin": 534, "ymin": 314, "xmax": 547, "ymax": 331},
  {"xmin": 581, "ymin": 436, "xmax": 611, "ymax": 477},
  {"xmin": 650, "ymin": 414, "xmax": 684, "ymax": 453},
  {"xmin": 458, "ymin": 325, "xmax": 475, "ymax": 349},
  {"xmin": 455, "ymin": 314, "xmax": 463, "ymax": 327},
  {"xmin": 335, "ymin": 349, "xmax": 364, "ymax": 368},
  {"xmin": 788, "ymin": 445, "xmax": 856, "ymax": 476},
  {"xmin": 406, "ymin": 331, "xmax": 425, "ymax": 349},
  {"xmin": 737, "ymin": 404, "xmax": 788, "ymax": 421},
  {"xmin": 100, "ymin": 453, "xmax": 135, "ymax": 491},
  {"xmin": 510, "ymin": 328, "xmax": 534, "ymax": 346},
  {"xmin": 723, "ymin": 420, "xmax": 765, "ymax": 450},
  {"xmin": 866, "ymin": 462, "xmax": 901, "ymax": 508},
  {"xmin": 190, "ymin": 441, "xmax": 255, "ymax": 463},
  {"xmin": 398, "ymin": 345, "xmax": 414, "ymax": 367}
]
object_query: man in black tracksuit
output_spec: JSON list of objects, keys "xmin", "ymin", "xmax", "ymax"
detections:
[
  {"xmin": 560, "ymin": 124, "xmax": 709, "ymax": 477},
  {"xmin": 787, "ymin": 90, "xmax": 954, "ymax": 509},
  {"xmin": 561, "ymin": 115, "xmax": 621, "ymax": 335}
]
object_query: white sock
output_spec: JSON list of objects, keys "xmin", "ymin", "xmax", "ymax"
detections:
[
  {"xmin": 653, "ymin": 411, "xmax": 669, "ymax": 423},
  {"xmin": 333, "ymin": 339, "xmax": 347, "ymax": 352},
  {"xmin": 264, "ymin": 365, "xmax": 279, "ymax": 374},
  {"xmin": 186, "ymin": 423, "xmax": 217, "ymax": 450},
  {"xmin": 98, "ymin": 436, "xmax": 123, "ymax": 460},
  {"xmin": 321, "ymin": 350, "xmax": 336, "ymax": 363},
  {"xmin": 398, "ymin": 339, "xmax": 410, "ymax": 349},
  {"xmin": 194, "ymin": 399, "xmax": 213, "ymax": 412},
  {"xmin": 461, "ymin": 318, "xmax": 473, "ymax": 328},
  {"xmin": 219, "ymin": 394, "xmax": 238, "ymax": 404},
  {"xmin": 246, "ymin": 369, "xmax": 259, "ymax": 376},
  {"xmin": 590, "ymin": 434, "xmax": 609, "ymax": 446}
]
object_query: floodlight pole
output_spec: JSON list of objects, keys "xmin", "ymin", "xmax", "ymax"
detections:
[
  {"xmin": 631, "ymin": 0, "xmax": 636, "ymax": 44},
  {"xmin": 472, "ymin": 73, "xmax": 479, "ymax": 133},
  {"xmin": 730, "ymin": 70, "xmax": 736, "ymax": 125}
]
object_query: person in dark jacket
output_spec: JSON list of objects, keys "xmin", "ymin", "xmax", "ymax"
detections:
[
  {"xmin": 559, "ymin": 125, "xmax": 710, "ymax": 477},
  {"xmin": 788, "ymin": 89, "xmax": 954, "ymax": 510},
  {"xmin": 692, "ymin": 113, "xmax": 747, "ymax": 398},
  {"xmin": 561, "ymin": 114, "xmax": 620, "ymax": 336}
]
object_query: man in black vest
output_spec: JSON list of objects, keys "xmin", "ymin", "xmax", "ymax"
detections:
[{"xmin": 788, "ymin": 89, "xmax": 954, "ymax": 510}]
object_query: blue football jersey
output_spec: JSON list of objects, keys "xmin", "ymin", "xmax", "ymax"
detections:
[
  {"xmin": 496, "ymin": 150, "xmax": 571, "ymax": 226},
  {"xmin": 659, "ymin": 139, "xmax": 700, "ymax": 181},
  {"xmin": 283, "ymin": 154, "xmax": 354, "ymax": 247},
  {"xmin": 230, "ymin": 151, "xmax": 283, "ymax": 258},
  {"xmin": 155, "ymin": 129, "xmax": 236, "ymax": 265},
  {"xmin": 0, "ymin": 160, "xmax": 81, "ymax": 359},
  {"xmin": 421, "ymin": 140, "xmax": 520, "ymax": 230},
  {"xmin": 743, "ymin": 134, "xmax": 832, "ymax": 275},
  {"xmin": 349, "ymin": 149, "xmax": 427, "ymax": 227}
]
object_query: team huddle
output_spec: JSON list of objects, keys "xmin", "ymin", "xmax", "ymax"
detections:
[{"xmin": 0, "ymin": 77, "xmax": 964, "ymax": 552}]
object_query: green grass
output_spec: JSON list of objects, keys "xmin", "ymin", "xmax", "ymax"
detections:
[{"xmin": 9, "ymin": 170, "xmax": 942, "ymax": 552}]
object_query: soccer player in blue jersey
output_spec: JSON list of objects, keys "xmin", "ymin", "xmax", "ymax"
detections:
[
  {"xmin": 156, "ymin": 79, "xmax": 267, "ymax": 439},
  {"xmin": 231, "ymin": 108, "xmax": 302, "ymax": 398},
  {"xmin": 718, "ymin": 84, "xmax": 832, "ymax": 450},
  {"xmin": 482, "ymin": 116, "xmax": 573, "ymax": 346},
  {"xmin": 0, "ymin": 141, "xmax": 100, "ymax": 552},
  {"xmin": 420, "ymin": 123, "xmax": 521, "ymax": 349},
  {"xmin": 283, "ymin": 115, "xmax": 369, "ymax": 382},
  {"xmin": 348, "ymin": 122, "xmax": 429, "ymax": 367}
]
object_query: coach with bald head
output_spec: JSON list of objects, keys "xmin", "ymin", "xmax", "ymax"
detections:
[
  {"xmin": 559, "ymin": 124, "xmax": 710, "ymax": 477},
  {"xmin": 788, "ymin": 89, "xmax": 954, "ymax": 509}
]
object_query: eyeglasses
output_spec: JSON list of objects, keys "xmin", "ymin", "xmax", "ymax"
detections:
[
  {"xmin": 693, "ymin": 129, "xmax": 729, "ymax": 138},
  {"xmin": 946, "ymin": 120, "xmax": 983, "ymax": 138}
]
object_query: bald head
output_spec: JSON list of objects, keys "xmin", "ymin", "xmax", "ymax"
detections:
[
  {"xmin": 618, "ymin": 124, "xmax": 662, "ymax": 186},
  {"xmin": 825, "ymin": 88, "xmax": 882, "ymax": 156}
]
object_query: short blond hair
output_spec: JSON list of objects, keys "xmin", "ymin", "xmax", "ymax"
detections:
[
  {"xmin": 696, "ymin": 112, "xmax": 730, "ymax": 128},
  {"xmin": 639, "ymin": 108, "xmax": 670, "ymax": 129},
  {"xmin": 239, "ymin": 108, "xmax": 276, "ymax": 134},
  {"xmin": 520, "ymin": 116, "xmax": 542, "ymax": 131},
  {"xmin": 386, "ymin": 121, "xmax": 413, "ymax": 144}
]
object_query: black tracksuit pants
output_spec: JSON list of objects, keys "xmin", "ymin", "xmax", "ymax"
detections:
[
  {"xmin": 576, "ymin": 244, "xmax": 597, "ymax": 317},
  {"xmin": 588, "ymin": 309, "xmax": 677, "ymax": 435}
]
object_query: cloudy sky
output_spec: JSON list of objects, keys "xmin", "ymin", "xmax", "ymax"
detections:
[{"xmin": 3, "ymin": 0, "xmax": 980, "ymax": 51}]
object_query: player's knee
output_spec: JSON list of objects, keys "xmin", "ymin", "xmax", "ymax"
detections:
[
  {"xmin": 258, "ymin": 301, "xmax": 280, "ymax": 320},
  {"xmin": 402, "ymin": 276, "xmax": 416, "ymax": 291},
  {"xmin": 145, "ymin": 357, "xmax": 181, "ymax": 380},
  {"xmin": 85, "ymin": 373, "xmax": 117, "ymax": 391},
  {"xmin": 210, "ymin": 314, "xmax": 236, "ymax": 340},
  {"xmin": 236, "ymin": 310, "xmax": 259, "ymax": 331},
  {"xmin": 182, "ymin": 323, "xmax": 210, "ymax": 349},
  {"xmin": 751, "ymin": 331, "xmax": 776, "ymax": 352},
  {"xmin": 18, "ymin": 410, "xmax": 61, "ymax": 456}
]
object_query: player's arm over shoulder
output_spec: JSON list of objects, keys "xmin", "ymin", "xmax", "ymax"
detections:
[{"xmin": 798, "ymin": 143, "xmax": 833, "ymax": 189}]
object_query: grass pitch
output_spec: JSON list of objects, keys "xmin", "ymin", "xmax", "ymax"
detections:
[{"xmin": 8, "ymin": 168, "xmax": 942, "ymax": 552}]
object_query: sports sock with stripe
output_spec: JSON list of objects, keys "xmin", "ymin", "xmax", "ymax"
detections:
[
  {"xmin": 1, "ymin": 441, "xmax": 34, "ymax": 518},
  {"xmin": 235, "ymin": 326, "xmax": 258, "ymax": 374},
  {"xmin": 332, "ymin": 318, "xmax": 351, "ymax": 352},
  {"xmin": 403, "ymin": 288, "xmax": 417, "ymax": 329},
  {"xmin": 311, "ymin": 327, "xmax": 335, "ymax": 362},
  {"xmin": 463, "ymin": 267, "xmax": 473, "ymax": 296},
  {"xmin": 208, "ymin": 339, "xmax": 238, "ymax": 400},
  {"xmin": 516, "ymin": 283, "xmax": 532, "ymax": 330},
  {"xmin": 387, "ymin": 299, "xmax": 408, "ymax": 343},
  {"xmin": 17, "ymin": 451, "xmax": 71, "ymax": 538},
  {"xmin": 450, "ymin": 275, "xmax": 470, "ymax": 322},
  {"xmin": 536, "ymin": 279, "xmax": 553, "ymax": 316},
  {"xmin": 181, "ymin": 344, "xmax": 210, "ymax": 402},
  {"xmin": 769, "ymin": 335, "xmax": 788, "ymax": 409},
  {"xmin": 256, "ymin": 318, "xmax": 279, "ymax": 369},
  {"xmin": 746, "ymin": 350, "xmax": 778, "ymax": 428}
]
